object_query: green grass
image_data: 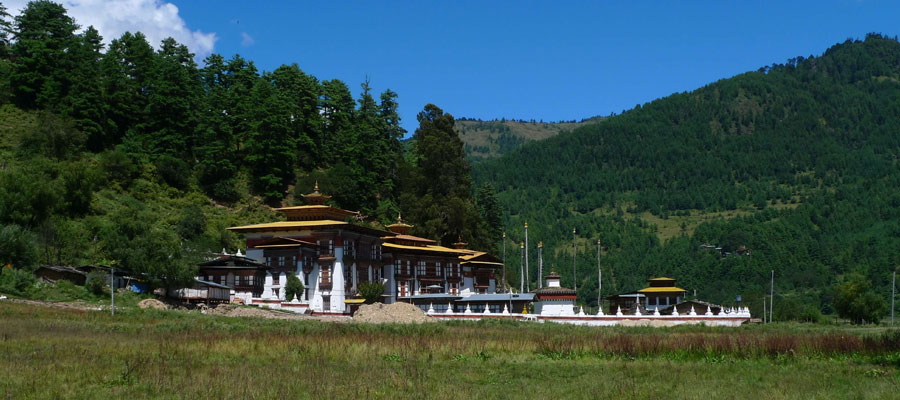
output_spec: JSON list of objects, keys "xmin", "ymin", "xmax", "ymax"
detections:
[{"xmin": 1, "ymin": 301, "xmax": 898, "ymax": 399}]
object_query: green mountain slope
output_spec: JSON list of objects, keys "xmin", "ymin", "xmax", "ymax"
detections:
[
  {"xmin": 474, "ymin": 34, "xmax": 900, "ymax": 319},
  {"xmin": 456, "ymin": 117, "xmax": 602, "ymax": 160}
]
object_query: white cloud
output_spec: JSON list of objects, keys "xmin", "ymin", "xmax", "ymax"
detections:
[
  {"xmin": 4, "ymin": 0, "xmax": 217, "ymax": 59},
  {"xmin": 240, "ymin": 32, "xmax": 254, "ymax": 47}
]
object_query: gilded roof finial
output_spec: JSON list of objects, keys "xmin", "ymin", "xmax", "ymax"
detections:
[
  {"xmin": 397, "ymin": 212, "xmax": 402, "ymax": 224},
  {"xmin": 524, "ymin": 221, "xmax": 528, "ymax": 228},
  {"xmin": 314, "ymin": 180, "xmax": 319, "ymax": 192},
  {"xmin": 538, "ymin": 241, "xmax": 543, "ymax": 247}
]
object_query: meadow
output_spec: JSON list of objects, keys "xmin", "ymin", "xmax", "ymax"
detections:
[{"xmin": 1, "ymin": 301, "xmax": 898, "ymax": 399}]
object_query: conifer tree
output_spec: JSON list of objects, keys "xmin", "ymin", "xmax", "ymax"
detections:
[{"xmin": 10, "ymin": 0, "xmax": 79, "ymax": 110}]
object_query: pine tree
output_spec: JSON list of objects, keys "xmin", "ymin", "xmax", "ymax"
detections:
[
  {"xmin": 63, "ymin": 26, "xmax": 105, "ymax": 148},
  {"xmin": 141, "ymin": 37, "xmax": 202, "ymax": 158},
  {"xmin": 10, "ymin": 0, "xmax": 79, "ymax": 110},
  {"xmin": 101, "ymin": 32, "xmax": 155, "ymax": 149},
  {"xmin": 269, "ymin": 64, "xmax": 320, "ymax": 169},
  {"xmin": 245, "ymin": 79, "xmax": 296, "ymax": 203}
]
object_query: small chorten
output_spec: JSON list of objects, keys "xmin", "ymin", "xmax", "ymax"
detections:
[
  {"xmin": 453, "ymin": 235, "xmax": 468, "ymax": 250},
  {"xmin": 545, "ymin": 267, "xmax": 562, "ymax": 288}
]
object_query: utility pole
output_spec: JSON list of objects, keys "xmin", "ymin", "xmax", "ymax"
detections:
[
  {"xmin": 537, "ymin": 242, "xmax": 543, "ymax": 289},
  {"xmin": 770, "ymin": 270, "xmax": 774, "ymax": 323},
  {"xmin": 763, "ymin": 297, "xmax": 766, "ymax": 324},
  {"xmin": 597, "ymin": 239, "xmax": 602, "ymax": 310},
  {"xmin": 524, "ymin": 222, "xmax": 529, "ymax": 292},
  {"xmin": 501, "ymin": 232, "xmax": 506, "ymax": 293},
  {"xmin": 110, "ymin": 267, "xmax": 115, "ymax": 316},
  {"xmin": 573, "ymin": 227, "xmax": 577, "ymax": 292},
  {"xmin": 891, "ymin": 270, "xmax": 896, "ymax": 326},
  {"xmin": 519, "ymin": 242, "xmax": 524, "ymax": 293}
]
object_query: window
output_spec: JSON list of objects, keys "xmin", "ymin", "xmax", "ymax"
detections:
[
  {"xmin": 448, "ymin": 283, "xmax": 459, "ymax": 295},
  {"xmin": 416, "ymin": 261, "xmax": 426, "ymax": 276},
  {"xmin": 247, "ymin": 275, "xmax": 254, "ymax": 286},
  {"xmin": 343, "ymin": 240, "xmax": 355, "ymax": 257},
  {"xmin": 372, "ymin": 266, "xmax": 381, "ymax": 282},
  {"xmin": 278, "ymin": 256, "xmax": 285, "ymax": 267},
  {"xmin": 398, "ymin": 281, "xmax": 408, "ymax": 297},
  {"xmin": 489, "ymin": 304, "xmax": 502, "ymax": 313},
  {"xmin": 370, "ymin": 244, "xmax": 380, "ymax": 260},
  {"xmin": 219, "ymin": 275, "xmax": 226, "ymax": 285},
  {"xmin": 319, "ymin": 240, "xmax": 334, "ymax": 256},
  {"xmin": 265, "ymin": 257, "xmax": 272, "ymax": 266},
  {"xmin": 446, "ymin": 263, "xmax": 460, "ymax": 277}
]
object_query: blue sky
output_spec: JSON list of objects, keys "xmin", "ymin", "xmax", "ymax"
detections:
[{"xmin": 169, "ymin": 1, "xmax": 899, "ymax": 134}]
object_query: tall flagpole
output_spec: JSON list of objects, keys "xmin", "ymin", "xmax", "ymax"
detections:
[
  {"xmin": 573, "ymin": 227, "xmax": 577, "ymax": 292},
  {"xmin": 538, "ymin": 242, "xmax": 544, "ymax": 289},
  {"xmin": 891, "ymin": 270, "xmax": 897, "ymax": 326},
  {"xmin": 519, "ymin": 242, "xmax": 524, "ymax": 293},
  {"xmin": 770, "ymin": 270, "xmax": 774, "ymax": 323},
  {"xmin": 501, "ymin": 232, "xmax": 506, "ymax": 293},
  {"xmin": 597, "ymin": 239, "xmax": 602, "ymax": 311},
  {"xmin": 524, "ymin": 222, "xmax": 529, "ymax": 292}
]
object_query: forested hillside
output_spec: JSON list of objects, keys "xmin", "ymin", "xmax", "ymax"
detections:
[
  {"xmin": 475, "ymin": 34, "xmax": 900, "ymax": 322},
  {"xmin": 0, "ymin": 1, "xmax": 500, "ymax": 290},
  {"xmin": 456, "ymin": 117, "xmax": 602, "ymax": 160}
]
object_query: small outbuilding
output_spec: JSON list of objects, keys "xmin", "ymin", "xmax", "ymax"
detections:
[
  {"xmin": 167, "ymin": 279, "xmax": 232, "ymax": 304},
  {"xmin": 34, "ymin": 266, "xmax": 87, "ymax": 285}
]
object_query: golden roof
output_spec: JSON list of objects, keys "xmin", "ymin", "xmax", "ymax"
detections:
[
  {"xmin": 227, "ymin": 220, "xmax": 348, "ymax": 232},
  {"xmin": 637, "ymin": 286, "xmax": 687, "ymax": 293},
  {"xmin": 386, "ymin": 213, "xmax": 413, "ymax": 228},
  {"xmin": 382, "ymin": 242, "xmax": 468, "ymax": 255},
  {"xmin": 648, "ymin": 277, "xmax": 676, "ymax": 281},
  {"xmin": 381, "ymin": 234, "xmax": 435, "ymax": 244}
]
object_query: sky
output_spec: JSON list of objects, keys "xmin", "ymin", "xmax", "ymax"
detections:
[{"xmin": 5, "ymin": 1, "xmax": 900, "ymax": 134}]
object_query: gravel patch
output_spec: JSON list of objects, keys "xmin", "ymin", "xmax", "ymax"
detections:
[{"xmin": 353, "ymin": 302, "xmax": 432, "ymax": 324}]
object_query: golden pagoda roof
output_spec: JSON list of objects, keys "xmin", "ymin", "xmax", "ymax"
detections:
[
  {"xmin": 648, "ymin": 277, "xmax": 676, "ymax": 281},
  {"xmin": 382, "ymin": 242, "xmax": 469, "ymax": 255},
  {"xmin": 300, "ymin": 181, "xmax": 332, "ymax": 205},
  {"xmin": 227, "ymin": 220, "xmax": 348, "ymax": 233},
  {"xmin": 637, "ymin": 286, "xmax": 687, "ymax": 293},
  {"xmin": 386, "ymin": 213, "xmax": 413, "ymax": 228},
  {"xmin": 381, "ymin": 234, "xmax": 436, "ymax": 244}
]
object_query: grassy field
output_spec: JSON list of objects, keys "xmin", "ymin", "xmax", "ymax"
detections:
[{"xmin": 1, "ymin": 301, "xmax": 899, "ymax": 399}]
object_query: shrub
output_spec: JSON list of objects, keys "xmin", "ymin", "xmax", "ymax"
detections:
[
  {"xmin": 85, "ymin": 270, "xmax": 108, "ymax": 296},
  {"xmin": 0, "ymin": 264, "xmax": 36, "ymax": 295},
  {"xmin": 358, "ymin": 281, "xmax": 385, "ymax": 304},
  {"xmin": 0, "ymin": 224, "xmax": 38, "ymax": 269},
  {"xmin": 284, "ymin": 273, "xmax": 304, "ymax": 302}
]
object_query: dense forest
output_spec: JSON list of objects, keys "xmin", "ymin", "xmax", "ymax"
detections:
[
  {"xmin": 0, "ymin": 1, "xmax": 500, "ymax": 290},
  {"xmin": 1, "ymin": 1, "xmax": 897, "ymax": 324},
  {"xmin": 475, "ymin": 33, "xmax": 900, "ymax": 323}
]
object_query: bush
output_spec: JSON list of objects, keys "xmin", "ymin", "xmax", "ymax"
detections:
[
  {"xmin": 0, "ymin": 264, "xmax": 36, "ymax": 295},
  {"xmin": 85, "ymin": 270, "xmax": 108, "ymax": 296},
  {"xmin": 358, "ymin": 281, "xmax": 385, "ymax": 304},
  {"xmin": 155, "ymin": 155, "xmax": 191, "ymax": 190},
  {"xmin": 0, "ymin": 224, "xmax": 38, "ymax": 269},
  {"xmin": 284, "ymin": 273, "xmax": 304, "ymax": 302}
]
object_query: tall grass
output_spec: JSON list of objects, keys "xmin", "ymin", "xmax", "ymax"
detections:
[{"xmin": 1, "ymin": 302, "xmax": 898, "ymax": 399}]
